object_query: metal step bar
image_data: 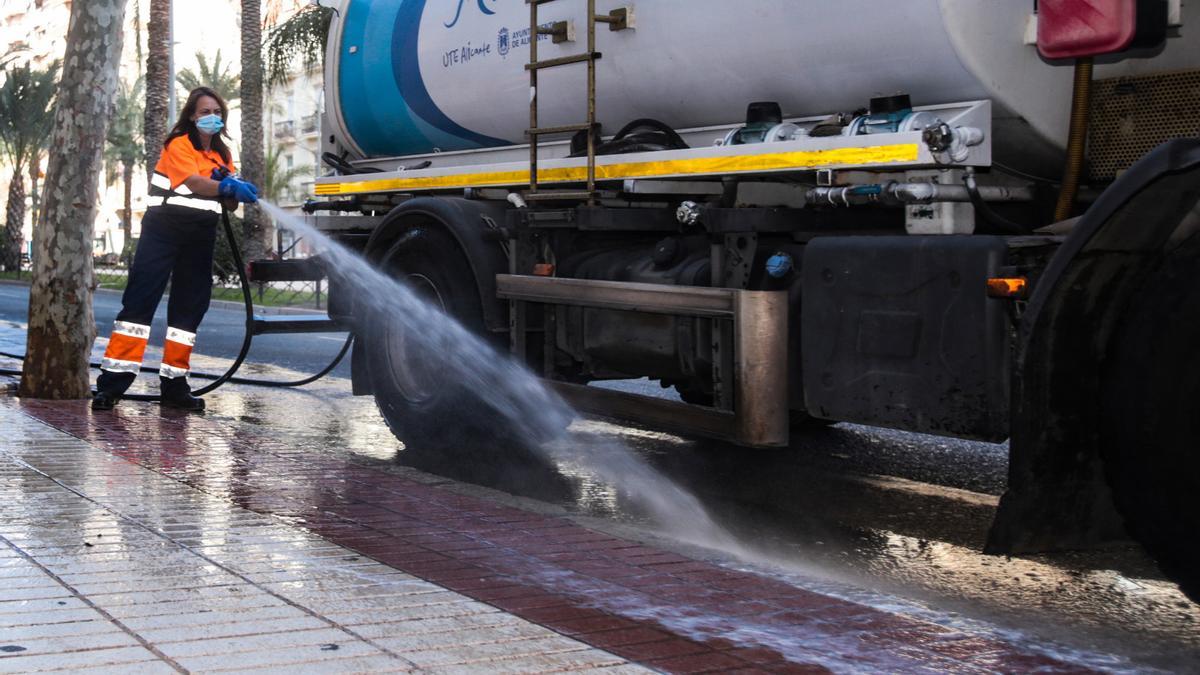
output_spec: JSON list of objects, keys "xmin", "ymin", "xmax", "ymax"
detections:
[
  {"xmin": 496, "ymin": 274, "xmax": 790, "ymax": 447},
  {"xmin": 250, "ymin": 315, "xmax": 345, "ymax": 336}
]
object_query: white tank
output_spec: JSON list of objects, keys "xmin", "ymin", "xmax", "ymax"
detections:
[{"xmin": 325, "ymin": 0, "xmax": 1198, "ymax": 172}]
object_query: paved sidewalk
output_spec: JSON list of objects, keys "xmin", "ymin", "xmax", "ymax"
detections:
[
  {"xmin": 0, "ymin": 392, "xmax": 1107, "ymax": 674},
  {"xmin": 0, "ymin": 404, "xmax": 638, "ymax": 673}
]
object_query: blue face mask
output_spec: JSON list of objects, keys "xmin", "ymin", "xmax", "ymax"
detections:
[{"xmin": 195, "ymin": 114, "xmax": 224, "ymax": 135}]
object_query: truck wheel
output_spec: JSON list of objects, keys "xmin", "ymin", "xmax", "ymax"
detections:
[
  {"xmin": 1100, "ymin": 240, "xmax": 1200, "ymax": 602},
  {"xmin": 366, "ymin": 226, "xmax": 504, "ymax": 450}
]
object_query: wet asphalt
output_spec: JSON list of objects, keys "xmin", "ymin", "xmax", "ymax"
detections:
[{"xmin": 1, "ymin": 281, "xmax": 1197, "ymax": 671}]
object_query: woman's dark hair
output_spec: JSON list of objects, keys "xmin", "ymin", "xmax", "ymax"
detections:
[{"xmin": 164, "ymin": 86, "xmax": 232, "ymax": 164}]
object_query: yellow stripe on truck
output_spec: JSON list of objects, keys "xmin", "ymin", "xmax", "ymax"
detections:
[{"xmin": 314, "ymin": 144, "xmax": 921, "ymax": 196}]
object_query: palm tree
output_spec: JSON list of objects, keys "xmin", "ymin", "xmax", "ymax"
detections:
[
  {"xmin": 263, "ymin": 5, "xmax": 333, "ymax": 89},
  {"xmin": 0, "ymin": 61, "xmax": 59, "ymax": 272},
  {"xmin": 176, "ymin": 50, "xmax": 241, "ymax": 104},
  {"xmin": 241, "ymin": 0, "xmax": 266, "ymax": 261},
  {"xmin": 105, "ymin": 77, "xmax": 145, "ymax": 263},
  {"xmin": 262, "ymin": 145, "xmax": 311, "ymax": 204},
  {"xmin": 143, "ymin": 0, "xmax": 170, "ymax": 182}
]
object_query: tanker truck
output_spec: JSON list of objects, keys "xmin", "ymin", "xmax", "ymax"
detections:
[{"xmin": 271, "ymin": 0, "xmax": 1200, "ymax": 599}]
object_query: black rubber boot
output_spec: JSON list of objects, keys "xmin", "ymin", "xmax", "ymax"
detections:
[
  {"xmin": 91, "ymin": 391, "xmax": 120, "ymax": 411},
  {"xmin": 159, "ymin": 376, "xmax": 205, "ymax": 412},
  {"xmin": 92, "ymin": 371, "xmax": 135, "ymax": 411}
]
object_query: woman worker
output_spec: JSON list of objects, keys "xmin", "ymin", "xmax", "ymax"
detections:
[{"xmin": 92, "ymin": 86, "xmax": 259, "ymax": 412}]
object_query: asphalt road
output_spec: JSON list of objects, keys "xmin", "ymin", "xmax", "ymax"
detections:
[
  {"xmin": 0, "ymin": 282, "xmax": 352, "ymax": 380},
  {"xmin": 2, "ymin": 279, "xmax": 1197, "ymax": 670}
]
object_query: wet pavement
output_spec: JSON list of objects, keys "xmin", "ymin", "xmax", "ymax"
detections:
[{"xmin": 2, "ymin": 319, "xmax": 1199, "ymax": 673}]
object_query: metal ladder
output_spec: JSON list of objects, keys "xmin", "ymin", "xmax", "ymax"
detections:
[{"xmin": 526, "ymin": 0, "xmax": 628, "ymax": 205}]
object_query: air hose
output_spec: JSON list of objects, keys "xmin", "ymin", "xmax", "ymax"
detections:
[{"xmin": 1, "ymin": 207, "xmax": 353, "ymax": 399}]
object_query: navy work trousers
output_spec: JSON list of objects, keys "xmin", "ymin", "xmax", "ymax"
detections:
[{"xmin": 96, "ymin": 204, "xmax": 218, "ymax": 394}]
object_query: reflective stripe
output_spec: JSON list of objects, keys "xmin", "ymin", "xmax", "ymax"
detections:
[
  {"xmin": 113, "ymin": 320, "xmax": 151, "ymax": 339},
  {"xmin": 101, "ymin": 357, "xmax": 142, "ymax": 374},
  {"xmin": 165, "ymin": 327, "xmax": 197, "ymax": 347},
  {"xmin": 159, "ymin": 363, "xmax": 189, "ymax": 378},
  {"xmin": 150, "ymin": 172, "xmax": 172, "ymax": 190},
  {"xmin": 163, "ymin": 196, "xmax": 223, "ymax": 213},
  {"xmin": 103, "ymin": 335, "xmax": 147, "ymax": 364},
  {"xmin": 162, "ymin": 339, "xmax": 193, "ymax": 374},
  {"xmin": 314, "ymin": 144, "xmax": 923, "ymax": 196},
  {"xmin": 174, "ymin": 182, "xmax": 194, "ymax": 196}
]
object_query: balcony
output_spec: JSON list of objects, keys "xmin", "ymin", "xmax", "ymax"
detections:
[
  {"xmin": 300, "ymin": 113, "xmax": 319, "ymax": 135},
  {"xmin": 273, "ymin": 120, "xmax": 295, "ymax": 140}
]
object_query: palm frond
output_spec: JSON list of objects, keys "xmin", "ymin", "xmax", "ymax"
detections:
[
  {"xmin": 0, "ymin": 61, "xmax": 60, "ymax": 171},
  {"xmin": 176, "ymin": 49, "xmax": 241, "ymax": 103},
  {"xmin": 262, "ymin": 145, "xmax": 313, "ymax": 203},
  {"xmin": 263, "ymin": 6, "xmax": 332, "ymax": 89},
  {"xmin": 105, "ymin": 77, "xmax": 145, "ymax": 185}
]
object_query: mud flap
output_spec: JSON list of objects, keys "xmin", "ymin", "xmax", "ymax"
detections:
[{"xmin": 986, "ymin": 139, "xmax": 1200, "ymax": 555}]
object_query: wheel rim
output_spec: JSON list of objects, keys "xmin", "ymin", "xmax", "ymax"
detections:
[{"xmin": 381, "ymin": 273, "xmax": 447, "ymax": 404}]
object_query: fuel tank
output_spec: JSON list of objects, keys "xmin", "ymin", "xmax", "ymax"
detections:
[{"xmin": 325, "ymin": 0, "xmax": 1198, "ymax": 170}]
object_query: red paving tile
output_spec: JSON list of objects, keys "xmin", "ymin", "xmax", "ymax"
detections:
[
  {"xmin": 9, "ymin": 399, "xmax": 1105, "ymax": 674},
  {"xmin": 648, "ymin": 650, "xmax": 751, "ymax": 673}
]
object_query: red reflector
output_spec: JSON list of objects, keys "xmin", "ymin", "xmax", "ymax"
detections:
[
  {"xmin": 987, "ymin": 277, "xmax": 1029, "ymax": 299},
  {"xmin": 1038, "ymin": 0, "xmax": 1137, "ymax": 59},
  {"xmin": 532, "ymin": 263, "xmax": 555, "ymax": 277}
]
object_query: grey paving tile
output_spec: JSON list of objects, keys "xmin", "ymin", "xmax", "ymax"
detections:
[
  {"xmin": 401, "ymin": 636, "xmax": 592, "ymax": 667},
  {"xmin": 0, "ymin": 597, "xmax": 89, "ymax": 615},
  {"xmin": 0, "ymin": 584, "xmax": 72, "ymax": 601},
  {"xmin": 119, "ymin": 605, "xmax": 307, "ymax": 633},
  {"xmin": 427, "ymin": 650, "xmax": 634, "ymax": 674},
  {"xmin": 0, "ymin": 646, "xmax": 163, "ymax": 673},
  {"xmin": 348, "ymin": 612, "xmax": 527, "ymax": 640},
  {"xmin": 0, "ymin": 608, "xmax": 102, "ymax": 628},
  {"xmin": 0, "ymin": 630, "xmax": 139, "ymax": 658},
  {"xmin": 202, "ymin": 653, "xmax": 413, "ymax": 674},
  {"xmin": 139, "ymin": 615, "xmax": 331, "ymax": 644},
  {"xmin": 0, "ymin": 619, "xmax": 125, "ymax": 642},
  {"xmin": 172, "ymin": 638, "xmax": 384, "ymax": 672}
]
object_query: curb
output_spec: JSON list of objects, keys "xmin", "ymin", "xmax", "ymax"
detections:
[{"xmin": 0, "ymin": 278, "xmax": 325, "ymax": 316}]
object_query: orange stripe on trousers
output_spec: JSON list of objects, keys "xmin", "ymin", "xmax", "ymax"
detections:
[
  {"xmin": 104, "ymin": 332, "xmax": 148, "ymax": 363},
  {"xmin": 162, "ymin": 339, "xmax": 193, "ymax": 370}
]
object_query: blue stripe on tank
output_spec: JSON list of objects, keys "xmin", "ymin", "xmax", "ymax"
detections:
[
  {"xmin": 393, "ymin": 0, "xmax": 508, "ymax": 150},
  {"xmin": 337, "ymin": 0, "xmax": 507, "ymax": 157}
]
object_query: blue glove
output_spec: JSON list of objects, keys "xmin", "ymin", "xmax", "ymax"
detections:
[
  {"xmin": 218, "ymin": 175, "xmax": 259, "ymax": 204},
  {"xmin": 210, "ymin": 166, "xmax": 231, "ymax": 181}
]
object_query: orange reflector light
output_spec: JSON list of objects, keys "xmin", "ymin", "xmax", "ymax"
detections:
[
  {"xmin": 986, "ymin": 277, "xmax": 1028, "ymax": 299},
  {"xmin": 533, "ymin": 263, "xmax": 556, "ymax": 277}
]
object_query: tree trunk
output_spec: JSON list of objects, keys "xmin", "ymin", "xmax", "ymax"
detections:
[
  {"xmin": 2, "ymin": 169, "xmax": 24, "ymax": 272},
  {"xmin": 122, "ymin": 161, "xmax": 133, "ymax": 264},
  {"xmin": 20, "ymin": 0, "xmax": 128, "ymax": 400},
  {"xmin": 240, "ymin": 0, "xmax": 267, "ymax": 261},
  {"xmin": 27, "ymin": 159, "xmax": 40, "ymax": 243},
  {"xmin": 144, "ymin": 0, "xmax": 170, "ymax": 182}
]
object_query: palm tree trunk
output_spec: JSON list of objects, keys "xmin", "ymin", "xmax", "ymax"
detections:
[
  {"xmin": 144, "ymin": 0, "xmax": 170, "ymax": 181},
  {"xmin": 21, "ymin": 0, "xmax": 128, "ymax": 400},
  {"xmin": 3, "ymin": 169, "xmax": 24, "ymax": 271},
  {"xmin": 241, "ymin": 0, "xmax": 267, "ymax": 261},
  {"xmin": 122, "ymin": 160, "xmax": 133, "ymax": 263}
]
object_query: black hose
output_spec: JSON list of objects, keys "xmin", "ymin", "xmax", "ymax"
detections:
[
  {"xmin": 569, "ymin": 118, "xmax": 690, "ymax": 158},
  {"xmin": 0, "ymin": 335, "xmax": 352, "ymax": 389},
  {"xmin": 0, "ymin": 206, "xmax": 353, "ymax": 397}
]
